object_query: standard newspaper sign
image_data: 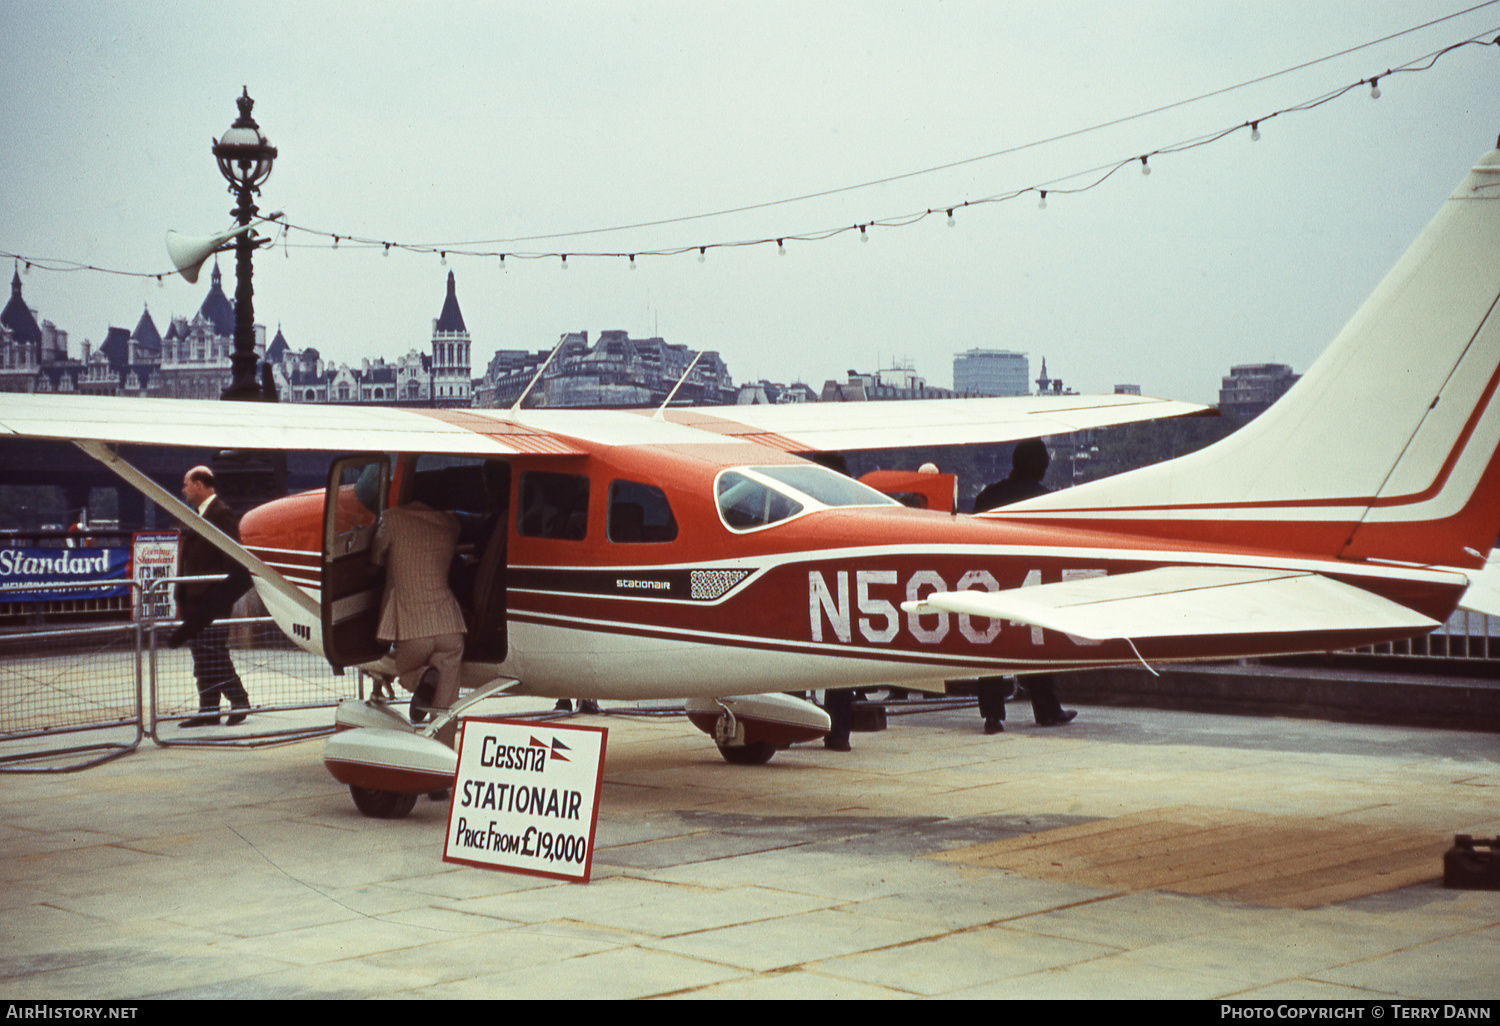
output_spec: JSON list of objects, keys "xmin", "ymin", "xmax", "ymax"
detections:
[
  {"xmin": 444, "ymin": 717, "xmax": 608, "ymax": 883},
  {"xmin": 0, "ymin": 546, "xmax": 129, "ymax": 602}
]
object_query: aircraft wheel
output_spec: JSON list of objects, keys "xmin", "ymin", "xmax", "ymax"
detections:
[
  {"xmin": 349, "ymin": 785, "xmax": 419, "ymax": 819},
  {"xmin": 716, "ymin": 741, "xmax": 776, "ymax": 765}
]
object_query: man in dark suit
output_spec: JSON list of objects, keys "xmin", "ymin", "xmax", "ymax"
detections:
[
  {"xmin": 971, "ymin": 439, "xmax": 1077, "ymax": 733},
  {"xmin": 177, "ymin": 466, "xmax": 251, "ymax": 727}
]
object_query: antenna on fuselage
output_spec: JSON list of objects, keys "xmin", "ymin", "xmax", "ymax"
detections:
[
  {"xmin": 506, "ymin": 336, "xmax": 568, "ymax": 419},
  {"xmin": 653, "ymin": 351, "xmax": 703, "ymax": 421}
]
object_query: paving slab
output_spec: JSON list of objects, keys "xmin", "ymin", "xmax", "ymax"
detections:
[{"xmin": 1, "ymin": 697, "xmax": 1497, "ymax": 999}]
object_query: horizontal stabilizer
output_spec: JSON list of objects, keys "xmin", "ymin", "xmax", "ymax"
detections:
[
  {"xmin": 1460, "ymin": 554, "xmax": 1500, "ymax": 617},
  {"xmin": 902, "ymin": 566, "xmax": 1439, "ymax": 642}
]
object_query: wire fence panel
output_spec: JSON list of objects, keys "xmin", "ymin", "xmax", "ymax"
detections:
[
  {"xmin": 0, "ymin": 620, "xmax": 143, "ymax": 771},
  {"xmin": 148, "ymin": 617, "xmax": 357, "ymax": 747}
]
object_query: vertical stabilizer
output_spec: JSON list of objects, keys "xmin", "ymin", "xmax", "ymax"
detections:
[{"xmin": 1013, "ymin": 146, "xmax": 1500, "ymax": 569}]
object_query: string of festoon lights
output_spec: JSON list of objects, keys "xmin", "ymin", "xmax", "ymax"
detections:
[{"xmin": 5, "ymin": 17, "xmax": 1499, "ymax": 284}]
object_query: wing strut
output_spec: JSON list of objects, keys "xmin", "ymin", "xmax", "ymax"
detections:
[{"xmin": 73, "ymin": 440, "xmax": 318, "ymax": 619}]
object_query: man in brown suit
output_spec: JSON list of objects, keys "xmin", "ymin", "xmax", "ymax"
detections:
[
  {"xmin": 372, "ymin": 500, "xmax": 467, "ymax": 723},
  {"xmin": 177, "ymin": 466, "xmax": 252, "ymax": 727}
]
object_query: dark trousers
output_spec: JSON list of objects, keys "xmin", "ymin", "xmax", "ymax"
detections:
[
  {"xmin": 1025, "ymin": 675, "xmax": 1066, "ymax": 722},
  {"xmin": 188, "ymin": 623, "xmax": 248, "ymax": 711},
  {"xmin": 978, "ymin": 675, "xmax": 1065, "ymax": 724},
  {"xmin": 977, "ymin": 676, "xmax": 1011, "ymax": 724},
  {"xmin": 824, "ymin": 688, "xmax": 856, "ymax": 745}
]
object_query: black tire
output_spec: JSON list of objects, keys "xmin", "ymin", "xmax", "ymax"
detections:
[
  {"xmin": 716, "ymin": 741, "xmax": 776, "ymax": 765},
  {"xmin": 349, "ymin": 785, "xmax": 418, "ymax": 819}
]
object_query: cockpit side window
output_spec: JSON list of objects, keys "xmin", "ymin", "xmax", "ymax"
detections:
[
  {"xmin": 715, "ymin": 464, "xmax": 898, "ymax": 533},
  {"xmin": 717, "ymin": 471, "xmax": 804, "ymax": 530},
  {"xmin": 519, "ymin": 471, "xmax": 590, "ymax": 540},
  {"xmin": 755, "ymin": 465, "xmax": 899, "ymax": 508},
  {"xmin": 609, "ymin": 480, "xmax": 678, "ymax": 543}
]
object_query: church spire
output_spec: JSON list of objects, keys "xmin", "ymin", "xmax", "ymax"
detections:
[{"xmin": 434, "ymin": 270, "xmax": 466, "ymax": 333}]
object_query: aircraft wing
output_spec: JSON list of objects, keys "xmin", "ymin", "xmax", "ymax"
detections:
[
  {"xmin": 902, "ymin": 566, "xmax": 1439, "ymax": 643},
  {"xmin": 0, "ymin": 391, "xmax": 1207, "ymax": 457},
  {"xmin": 657, "ymin": 393, "xmax": 1211, "ymax": 452},
  {"xmin": 0, "ymin": 393, "xmax": 585, "ymax": 456}
]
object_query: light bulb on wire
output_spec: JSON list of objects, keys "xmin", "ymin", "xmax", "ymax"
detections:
[
  {"xmin": 1140, "ymin": 156, "xmax": 1151, "ymax": 176},
  {"xmin": 1250, "ymin": 121, "xmax": 1261, "ymax": 142}
]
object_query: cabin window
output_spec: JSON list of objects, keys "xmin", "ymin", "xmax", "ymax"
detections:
[
  {"xmin": 754, "ymin": 465, "xmax": 899, "ymax": 509},
  {"xmin": 608, "ymin": 480, "xmax": 678, "ymax": 543},
  {"xmin": 716, "ymin": 471, "xmax": 804, "ymax": 530},
  {"xmin": 715, "ymin": 464, "xmax": 898, "ymax": 532},
  {"xmin": 519, "ymin": 471, "xmax": 590, "ymax": 540}
]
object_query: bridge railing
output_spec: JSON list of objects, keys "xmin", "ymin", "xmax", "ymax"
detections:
[{"xmin": 1344, "ymin": 608, "xmax": 1500, "ymax": 664}]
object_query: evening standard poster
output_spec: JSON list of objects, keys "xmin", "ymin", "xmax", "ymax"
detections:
[
  {"xmin": 444, "ymin": 718, "xmax": 607, "ymax": 883},
  {"xmin": 131, "ymin": 532, "xmax": 179, "ymax": 622}
]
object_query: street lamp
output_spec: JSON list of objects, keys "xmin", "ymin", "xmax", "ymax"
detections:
[{"xmin": 211, "ymin": 87, "xmax": 277, "ymax": 401}]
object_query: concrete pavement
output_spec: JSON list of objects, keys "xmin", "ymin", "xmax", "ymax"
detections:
[{"xmin": 1, "ymin": 697, "xmax": 1497, "ymax": 999}]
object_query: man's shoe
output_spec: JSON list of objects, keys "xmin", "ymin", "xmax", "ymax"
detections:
[
  {"xmin": 823, "ymin": 737, "xmax": 852, "ymax": 752},
  {"xmin": 984, "ymin": 717, "xmax": 1004, "ymax": 735},
  {"xmin": 225, "ymin": 702, "xmax": 251, "ymax": 726},
  {"xmin": 1037, "ymin": 709, "xmax": 1078, "ymax": 727},
  {"xmin": 410, "ymin": 670, "xmax": 437, "ymax": 724},
  {"xmin": 181, "ymin": 714, "xmax": 220, "ymax": 728}
]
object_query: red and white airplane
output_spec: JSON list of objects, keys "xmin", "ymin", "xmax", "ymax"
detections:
[{"xmin": 4, "ymin": 143, "xmax": 1499, "ymax": 818}]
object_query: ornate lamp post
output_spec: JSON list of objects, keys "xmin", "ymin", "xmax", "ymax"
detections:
[{"xmin": 211, "ymin": 87, "xmax": 277, "ymax": 401}]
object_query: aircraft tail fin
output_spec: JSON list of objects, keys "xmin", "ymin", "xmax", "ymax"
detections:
[{"xmin": 1015, "ymin": 146, "xmax": 1500, "ymax": 570}]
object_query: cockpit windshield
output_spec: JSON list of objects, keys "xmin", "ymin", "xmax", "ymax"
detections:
[{"xmin": 715, "ymin": 464, "xmax": 898, "ymax": 532}]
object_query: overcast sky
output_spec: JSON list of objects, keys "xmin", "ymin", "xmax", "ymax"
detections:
[{"xmin": 2, "ymin": 1, "xmax": 1498, "ymax": 405}]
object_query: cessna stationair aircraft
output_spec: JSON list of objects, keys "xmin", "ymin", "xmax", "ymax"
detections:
[{"xmin": 3, "ymin": 142, "xmax": 1499, "ymax": 818}]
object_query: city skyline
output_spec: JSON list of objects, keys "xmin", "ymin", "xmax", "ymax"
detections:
[
  {"xmin": 0, "ymin": 261, "xmax": 1128, "ymax": 403},
  {"xmin": 3, "ymin": 2, "xmax": 1498, "ymax": 405}
]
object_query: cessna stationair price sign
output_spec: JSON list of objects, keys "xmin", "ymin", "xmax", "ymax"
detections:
[{"xmin": 444, "ymin": 718, "xmax": 608, "ymax": 883}]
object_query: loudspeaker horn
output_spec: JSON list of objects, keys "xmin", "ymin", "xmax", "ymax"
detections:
[{"xmin": 164, "ymin": 225, "xmax": 254, "ymax": 284}]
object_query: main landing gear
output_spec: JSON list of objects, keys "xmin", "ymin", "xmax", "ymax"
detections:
[{"xmin": 684, "ymin": 694, "xmax": 832, "ymax": 765}]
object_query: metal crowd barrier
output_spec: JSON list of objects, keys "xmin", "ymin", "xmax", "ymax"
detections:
[
  {"xmin": 0, "ymin": 574, "xmax": 356, "ymax": 767},
  {"xmin": 146, "ymin": 614, "xmax": 352, "ymax": 748},
  {"xmin": 0, "ymin": 581, "xmax": 144, "ymax": 772}
]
